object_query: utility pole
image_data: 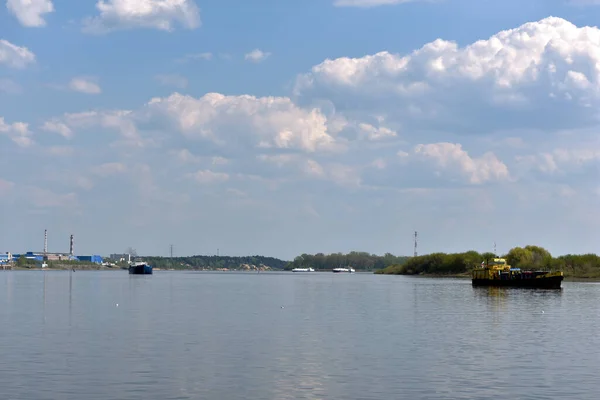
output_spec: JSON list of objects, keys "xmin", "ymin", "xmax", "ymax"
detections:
[{"xmin": 413, "ymin": 231, "xmax": 418, "ymax": 257}]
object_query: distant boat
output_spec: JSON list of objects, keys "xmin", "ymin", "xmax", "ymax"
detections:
[
  {"xmin": 128, "ymin": 259, "xmax": 153, "ymax": 275},
  {"xmin": 292, "ymin": 267, "xmax": 315, "ymax": 272},
  {"xmin": 333, "ymin": 267, "xmax": 355, "ymax": 273}
]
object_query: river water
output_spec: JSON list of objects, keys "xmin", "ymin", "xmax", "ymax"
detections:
[{"xmin": 0, "ymin": 271, "xmax": 598, "ymax": 399}]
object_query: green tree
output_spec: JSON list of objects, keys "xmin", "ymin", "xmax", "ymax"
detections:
[
  {"xmin": 505, "ymin": 247, "xmax": 534, "ymax": 269},
  {"xmin": 17, "ymin": 255, "xmax": 28, "ymax": 268}
]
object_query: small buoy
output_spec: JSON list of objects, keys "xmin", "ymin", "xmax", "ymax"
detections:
[
  {"xmin": 281, "ymin": 306, "xmax": 284, "ymax": 309},
  {"xmin": 541, "ymin": 310, "xmax": 544, "ymax": 314}
]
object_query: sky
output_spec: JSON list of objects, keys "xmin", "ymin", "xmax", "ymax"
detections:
[{"xmin": 1, "ymin": 0, "xmax": 600, "ymax": 259}]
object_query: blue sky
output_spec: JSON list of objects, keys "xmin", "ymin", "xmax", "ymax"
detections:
[{"xmin": 1, "ymin": 0, "xmax": 600, "ymax": 259}]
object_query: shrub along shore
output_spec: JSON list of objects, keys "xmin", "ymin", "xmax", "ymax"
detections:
[{"xmin": 374, "ymin": 245, "xmax": 600, "ymax": 279}]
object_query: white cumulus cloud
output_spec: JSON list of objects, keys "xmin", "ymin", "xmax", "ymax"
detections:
[
  {"xmin": 69, "ymin": 77, "xmax": 102, "ymax": 94},
  {"xmin": 145, "ymin": 92, "xmax": 338, "ymax": 152},
  {"xmin": 413, "ymin": 142, "xmax": 510, "ymax": 184},
  {"xmin": 295, "ymin": 17, "xmax": 600, "ymax": 134},
  {"xmin": 42, "ymin": 121, "xmax": 73, "ymax": 138},
  {"xmin": 245, "ymin": 49, "xmax": 271, "ymax": 63},
  {"xmin": 186, "ymin": 169, "xmax": 229, "ymax": 184},
  {"xmin": 41, "ymin": 110, "xmax": 149, "ymax": 148},
  {"xmin": 6, "ymin": 0, "xmax": 54, "ymax": 27},
  {"xmin": 0, "ymin": 39, "xmax": 36, "ymax": 69},
  {"xmin": 83, "ymin": 0, "xmax": 201, "ymax": 34},
  {"xmin": 0, "ymin": 117, "xmax": 33, "ymax": 147}
]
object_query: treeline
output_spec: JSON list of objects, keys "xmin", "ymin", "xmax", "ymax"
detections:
[
  {"xmin": 284, "ymin": 252, "xmax": 410, "ymax": 271},
  {"xmin": 376, "ymin": 245, "xmax": 600, "ymax": 278},
  {"xmin": 142, "ymin": 255, "xmax": 288, "ymax": 270}
]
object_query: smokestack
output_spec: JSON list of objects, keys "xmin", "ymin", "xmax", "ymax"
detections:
[
  {"xmin": 44, "ymin": 229, "xmax": 48, "ymax": 254},
  {"xmin": 69, "ymin": 234, "xmax": 74, "ymax": 256}
]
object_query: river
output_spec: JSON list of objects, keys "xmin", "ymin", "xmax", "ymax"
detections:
[{"xmin": 0, "ymin": 271, "xmax": 598, "ymax": 399}]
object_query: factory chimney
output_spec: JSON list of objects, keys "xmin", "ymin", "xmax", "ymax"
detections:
[
  {"xmin": 69, "ymin": 234, "xmax": 74, "ymax": 256},
  {"xmin": 44, "ymin": 229, "xmax": 48, "ymax": 254}
]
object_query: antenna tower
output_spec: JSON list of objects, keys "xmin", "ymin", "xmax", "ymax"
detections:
[
  {"xmin": 494, "ymin": 241, "xmax": 497, "ymax": 257},
  {"xmin": 44, "ymin": 229, "xmax": 48, "ymax": 255},
  {"xmin": 413, "ymin": 231, "xmax": 418, "ymax": 257},
  {"xmin": 170, "ymin": 244, "xmax": 174, "ymax": 258}
]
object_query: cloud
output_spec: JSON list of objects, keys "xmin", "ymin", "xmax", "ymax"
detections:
[
  {"xmin": 295, "ymin": 17, "xmax": 600, "ymax": 134},
  {"xmin": 144, "ymin": 92, "xmax": 338, "ymax": 152},
  {"xmin": 41, "ymin": 110, "xmax": 149, "ymax": 148},
  {"xmin": 412, "ymin": 142, "xmax": 510, "ymax": 184},
  {"xmin": 257, "ymin": 154, "xmax": 361, "ymax": 187},
  {"xmin": 24, "ymin": 187, "xmax": 79, "ymax": 208},
  {"xmin": 186, "ymin": 169, "xmax": 229, "ymax": 184},
  {"xmin": 212, "ymin": 156, "xmax": 228, "ymax": 165},
  {"xmin": 170, "ymin": 148, "xmax": 201, "ymax": 163},
  {"xmin": 516, "ymin": 147, "xmax": 600, "ymax": 179},
  {"xmin": 6, "ymin": 0, "xmax": 54, "ymax": 27},
  {"xmin": 92, "ymin": 162, "xmax": 128, "ymax": 177},
  {"xmin": 357, "ymin": 122, "xmax": 397, "ymax": 140},
  {"xmin": 42, "ymin": 120, "xmax": 73, "ymax": 138},
  {"xmin": 568, "ymin": 0, "xmax": 600, "ymax": 5},
  {"xmin": 333, "ymin": 0, "xmax": 415, "ymax": 7},
  {"xmin": 175, "ymin": 52, "xmax": 213, "ymax": 63},
  {"xmin": 0, "ymin": 117, "xmax": 33, "ymax": 147},
  {"xmin": 245, "ymin": 49, "xmax": 271, "ymax": 63},
  {"xmin": 154, "ymin": 74, "xmax": 188, "ymax": 89},
  {"xmin": 82, "ymin": 0, "xmax": 201, "ymax": 34},
  {"xmin": 68, "ymin": 77, "xmax": 102, "ymax": 94},
  {"xmin": 0, "ymin": 39, "xmax": 36, "ymax": 69},
  {"xmin": 43, "ymin": 92, "xmax": 340, "ymax": 153}
]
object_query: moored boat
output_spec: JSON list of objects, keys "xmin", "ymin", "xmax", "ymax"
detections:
[
  {"xmin": 472, "ymin": 257, "xmax": 563, "ymax": 289},
  {"xmin": 292, "ymin": 267, "xmax": 315, "ymax": 272},
  {"xmin": 333, "ymin": 267, "xmax": 355, "ymax": 273},
  {"xmin": 128, "ymin": 259, "xmax": 153, "ymax": 275}
]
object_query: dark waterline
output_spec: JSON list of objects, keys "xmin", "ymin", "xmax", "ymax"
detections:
[{"xmin": 1, "ymin": 271, "xmax": 599, "ymax": 400}]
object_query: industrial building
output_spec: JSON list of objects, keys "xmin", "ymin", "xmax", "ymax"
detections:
[
  {"xmin": 75, "ymin": 255, "xmax": 103, "ymax": 263},
  {"xmin": 1, "ymin": 230, "xmax": 104, "ymax": 266}
]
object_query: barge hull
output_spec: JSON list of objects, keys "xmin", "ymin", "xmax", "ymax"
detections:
[
  {"xmin": 129, "ymin": 265, "xmax": 153, "ymax": 275},
  {"xmin": 472, "ymin": 276, "xmax": 563, "ymax": 289}
]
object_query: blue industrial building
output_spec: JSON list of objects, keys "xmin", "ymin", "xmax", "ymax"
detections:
[{"xmin": 76, "ymin": 255, "xmax": 103, "ymax": 264}]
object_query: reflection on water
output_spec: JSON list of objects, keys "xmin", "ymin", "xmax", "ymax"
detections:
[{"xmin": 0, "ymin": 272, "xmax": 599, "ymax": 399}]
